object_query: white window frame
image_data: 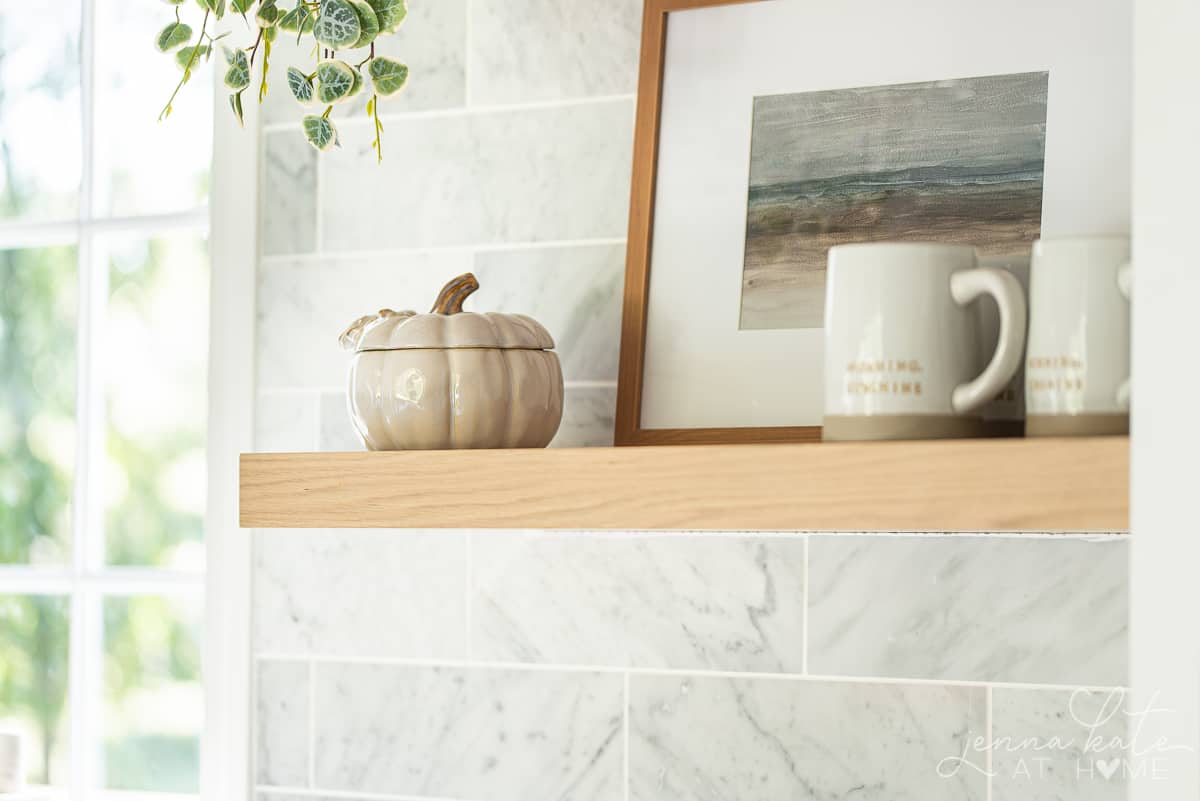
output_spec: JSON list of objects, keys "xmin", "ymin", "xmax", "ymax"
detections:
[{"xmin": 0, "ymin": 1, "xmax": 256, "ymax": 798}]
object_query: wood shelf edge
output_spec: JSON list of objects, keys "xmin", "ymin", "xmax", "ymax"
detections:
[{"xmin": 238, "ymin": 437, "xmax": 1129, "ymax": 532}]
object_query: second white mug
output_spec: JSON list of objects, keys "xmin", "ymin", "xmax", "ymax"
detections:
[
  {"xmin": 823, "ymin": 243, "xmax": 1027, "ymax": 441},
  {"xmin": 1025, "ymin": 237, "xmax": 1131, "ymax": 436}
]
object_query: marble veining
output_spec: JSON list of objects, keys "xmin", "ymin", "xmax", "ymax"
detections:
[
  {"xmin": 630, "ymin": 674, "xmax": 986, "ymax": 801},
  {"xmin": 256, "ymin": 660, "xmax": 310, "ymax": 786},
  {"xmin": 319, "ymin": 100, "xmax": 634, "ymax": 250},
  {"xmin": 807, "ymin": 535, "xmax": 1128, "ymax": 686},
  {"xmin": 472, "ymin": 534, "xmax": 805, "ymax": 671},
  {"xmin": 254, "ymin": 529, "xmax": 467, "ymax": 657},
  {"xmin": 550, "ymin": 384, "xmax": 617, "ymax": 447},
  {"xmin": 257, "ymin": 246, "xmax": 622, "ymax": 390},
  {"xmin": 261, "ymin": 133, "xmax": 317, "ymax": 256},
  {"xmin": 473, "ymin": 244, "xmax": 624, "ymax": 382},
  {"xmin": 992, "ymin": 687, "xmax": 1129, "ymax": 801},
  {"xmin": 469, "ymin": 0, "xmax": 641, "ymax": 103},
  {"xmin": 313, "ymin": 663, "xmax": 623, "ymax": 801}
]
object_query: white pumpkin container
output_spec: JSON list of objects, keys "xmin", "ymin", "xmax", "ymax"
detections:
[{"xmin": 338, "ymin": 273, "xmax": 564, "ymax": 450}]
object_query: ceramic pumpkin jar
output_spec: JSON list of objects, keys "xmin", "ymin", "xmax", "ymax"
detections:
[{"xmin": 338, "ymin": 273, "xmax": 564, "ymax": 450}]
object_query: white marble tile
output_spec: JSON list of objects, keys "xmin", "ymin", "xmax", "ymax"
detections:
[
  {"xmin": 318, "ymin": 391, "xmax": 364, "ymax": 451},
  {"xmin": 630, "ymin": 675, "xmax": 986, "ymax": 801},
  {"xmin": 807, "ymin": 536, "xmax": 1128, "ymax": 686},
  {"xmin": 469, "ymin": 0, "xmax": 641, "ymax": 103},
  {"xmin": 992, "ymin": 687, "xmax": 1130, "ymax": 801},
  {"xmin": 254, "ymin": 529, "xmax": 466, "ymax": 658},
  {"xmin": 257, "ymin": 246, "xmax": 619, "ymax": 390},
  {"xmin": 255, "ymin": 251, "xmax": 472, "ymax": 390},
  {"xmin": 474, "ymin": 243, "xmax": 624, "ymax": 381},
  {"xmin": 256, "ymin": 660, "xmax": 310, "ymax": 786},
  {"xmin": 320, "ymin": 100, "xmax": 635, "ymax": 250},
  {"xmin": 254, "ymin": 391, "xmax": 319, "ymax": 451},
  {"xmin": 313, "ymin": 663, "xmax": 623, "ymax": 801},
  {"xmin": 261, "ymin": 0, "xmax": 467, "ymax": 123},
  {"xmin": 472, "ymin": 534, "xmax": 805, "ymax": 671},
  {"xmin": 551, "ymin": 384, "xmax": 616, "ymax": 447},
  {"xmin": 261, "ymin": 132, "xmax": 317, "ymax": 256}
]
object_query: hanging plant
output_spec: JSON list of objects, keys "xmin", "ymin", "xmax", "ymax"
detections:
[{"xmin": 156, "ymin": 0, "xmax": 410, "ymax": 162}]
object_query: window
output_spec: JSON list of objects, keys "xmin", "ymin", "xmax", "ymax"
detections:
[{"xmin": 0, "ymin": 1, "xmax": 212, "ymax": 797}]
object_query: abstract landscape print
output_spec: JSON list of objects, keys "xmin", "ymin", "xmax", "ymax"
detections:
[{"xmin": 739, "ymin": 71, "xmax": 1048, "ymax": 330}]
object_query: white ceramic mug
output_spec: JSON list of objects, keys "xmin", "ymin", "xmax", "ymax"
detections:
[
  {"xmin": 823, "ymin": 243, "xmax": 1027, "ymax": 441},
  {"xmin": 0, "ymin": 731, "xmax": 24, "ymax": 793},
  {"xmin": 1025, "ymin": 237, "xmax": 1131, "ymax": 436}
]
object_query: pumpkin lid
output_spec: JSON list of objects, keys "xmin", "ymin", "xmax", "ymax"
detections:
[{"xmin": 338, "ymin": 273, "xmax": 556, "ymax": 352}]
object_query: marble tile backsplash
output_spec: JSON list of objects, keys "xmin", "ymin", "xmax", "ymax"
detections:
[
  {"xmin": 807, "ymin": 536, "xmax": 1128, "ymax": 686},
  {"xmin": 471, "ymin": 534, "xmax": 806, "ymax": 671},
  {"xmin": 251, "ymin": 532, "xmax": 1128, "ymax": 801},
  {"xmin": 251, "ymin": 3, "xmax": 1127, "ymax": 801}
]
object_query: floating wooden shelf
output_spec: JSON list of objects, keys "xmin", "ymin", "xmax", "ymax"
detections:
[{"xmin": 239, "ymin": 436, "xmax": 1128, "ymax": 532}]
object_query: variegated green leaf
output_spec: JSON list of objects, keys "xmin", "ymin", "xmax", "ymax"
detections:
[
  {"xmin": 196, "ymin": 0, "xmax": 227, "ymax": 16},
  {"xmin": 287, "ymin": 66, "xmax": 315, "ymax": 103},
  {"xmin": 316, "ymin": 59, "xmax": 356, "ymax": 103},
  {"xmin": 257, "ymin": 0, "xmax": 280, "ymax": 26},
  {"xmin": 223, "ymin": 47, "xmax": 251, "ymax": 90},
  {"xmin": 278, "ymin": 4, "xmax": 315, "ymax": 34},
  {"xmin": 230, "ymin": 90, "xmax": 245, "ymax": 126},
  {"xmin": 156, "ymin": 21, "xmax": 193, "ymax": 52},
  {"xmin": 175, "ymin": 44, "xmax": 211, "ymax": 69},
  {"xmin": 347, "ymin": 66, "xmax": 364, "ymax": 97},
  {"xmin": 368, "ymin": 56, "xmax": 407, "ymax": 96},
  {"xmin": 365, "ymin": 0, "xmax": 405, "ymax": 33},
  {"xmin": 350, "ymin": 0, "xmax": 379, "ymax": 48},
  {"xmin": 313, "ymin": 0, "xmax": 361, "ymax": 48},
  {"xmin": 231, "ymin": 0, "xmax": 254, "ymax": 12},
  {"xmin": 302, "ymin": 114, "xmax": 338, "ymax": 151}
]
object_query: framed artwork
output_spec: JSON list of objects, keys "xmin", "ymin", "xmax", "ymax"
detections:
[{"xmin": 613, "ymin": 0, "xmax": 1131, "ymax": 446}]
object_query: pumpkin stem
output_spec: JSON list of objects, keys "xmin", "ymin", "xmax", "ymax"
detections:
[{"xmin": 430, "ymin": 273, "xmax": 480, "ymax": 315}]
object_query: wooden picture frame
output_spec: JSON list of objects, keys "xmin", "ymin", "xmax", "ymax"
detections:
[{"xmin": 614, "ymin": 0, "xmax": 822, "ymax": 446}]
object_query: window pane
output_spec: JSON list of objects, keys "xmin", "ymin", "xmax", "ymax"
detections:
[
  {"xmin": 0, "ymin": 2, "xmax": 83, "ymax": 220},
  {"xmin": 0, "ymin": 246, "xmax": 77, "ymax": 565},
  {"xmin": 0, "ymin": 594, "xmax": 70, "ymax": 787},
  {"xmin": 103, "ymin": 594, "xmax": 201, "ymax": 793},
  {"xmin": 100, "ymin": 234, "xmax": 207, "ymax": 569},
  {"xmin": 93, "ymin": 1, "xmax": 211, "ymax": 217}
]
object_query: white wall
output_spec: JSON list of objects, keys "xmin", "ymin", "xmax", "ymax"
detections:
[
  {"xmin": 248, "ymin": 3, "xmax": 1133, "ymax": 800},
  {"xmin": 1131, "ymin": 0, "xmax": 1200, "ymax": 797}
]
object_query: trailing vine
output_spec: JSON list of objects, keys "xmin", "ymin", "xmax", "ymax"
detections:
[{"xmin": 156, "ymin": 0, "xmax": 409, "ymax": 161}]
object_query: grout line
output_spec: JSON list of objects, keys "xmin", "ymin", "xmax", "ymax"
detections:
[
  {"xmin": 801, "ymin": 534, "xmax": 809, "ymax": 675},
  {"xmin": 260, "ymin": 237, "xmax": 629, "ymax": 264},
  {"xmin": 259, "ymin": 93, "xmax": 636, "ymax": 134},
  {"xmin": 308, "ymin": 660, "xmax": 317, "ymax": 788},
  {"xmin": 250, "ymin": 652, "xmax": 1126, "ymax": 693},
  {"xmin": 985, "ymin": 685, "xmax": 994, "ymax": 801},
  {"xmin": 622, "ymin": 672, "xmax": 630, "ymax": 801},
  {"xmin": 464, "ymin": 532, "xmax": 473, "ymax": 659}
]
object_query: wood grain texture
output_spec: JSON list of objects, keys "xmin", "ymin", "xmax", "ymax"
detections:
[
  {"xmin": 613, "ymin": 0, "xmax": 817, "ymax": 445},
  {"xmin": 240, "ymin": 437, "xmax": 1128, "ymax": 532}
]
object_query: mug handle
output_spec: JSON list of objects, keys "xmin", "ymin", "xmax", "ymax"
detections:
[
  {"xmin": 1116, "ymin": 261, "xmax": 1132, "ymax": 410},
  {"xmin": 949, "ymin": 267, "xmax": 1028, "ymax": 414}
]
